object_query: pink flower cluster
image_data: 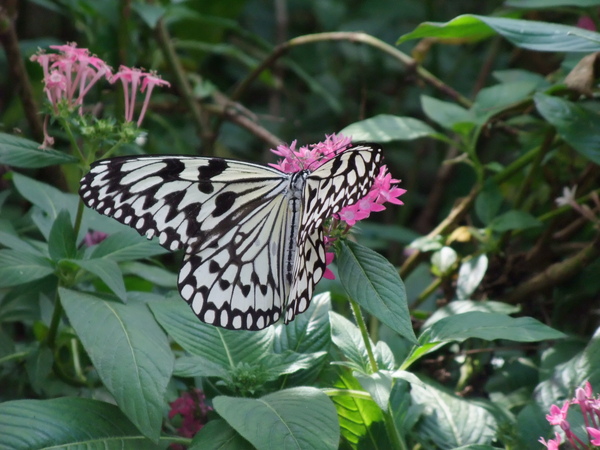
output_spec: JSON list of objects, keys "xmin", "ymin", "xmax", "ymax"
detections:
[
  {"xmin": 271, "ymin": 134, "xmax": 405, "ymax": 279},
  {"xmin": 168, "ymin": 388, "xmax": 212, "ymax": 448},
  {"xmin": 540, "ymin": 381, "xmax": 600, "ymax": 449},
  {"xmin": 30, "ymin": 43, "xmax": 170, "ymax": 146}
]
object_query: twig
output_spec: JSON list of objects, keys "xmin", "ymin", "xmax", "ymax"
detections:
[
  {"xmin": 155, "ymin": 18, "xmax": 214, "ymax": 154},
  {"xmin": 231, "ymin": 32, "xmax": 471, "ymax": 107},
  {"xmin": 504, "ymin": 234, "xmax": 600, "ymax": 304}
]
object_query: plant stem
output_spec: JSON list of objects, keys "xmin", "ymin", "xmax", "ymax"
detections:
[
  {"xmin": 349, "ymin": 298, "xmax": 378, "ymax": 372},
  {"xmin": 349, "ymin": 299, "xmax": 406, "ymax": 450}
]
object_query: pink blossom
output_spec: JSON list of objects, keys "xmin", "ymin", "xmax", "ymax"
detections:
[
  {"xmin": 588, "ymin": 427, "xmax": 600, "ymax": 445},
  {"xmin": 577, "ymin": 16, "xmax": 596, "ymax": 31},
  {"xmin": 83, "ymin": 230, "xmax": 108, "ymax": 247},
  {"xmin": 269, "ymin": 134, "xmax": 405, "ymax": 275},
  {"xmin": 110, "ymin": 66, "xmax": 170, "ymax": 126},
  {"xmin": 538, "ymin": 432, "xmax": 561, "ymax": 450},
  {"xmin": 169, "ymin": 388, "xmax": 212, "ymax": 443},
  {"xmin": 323, "ymin": 252, "xmax": 336, "ymax": 280},
  {"xmin": 546, "ymin": 401, "xmax": 571, "ymax": 430}
]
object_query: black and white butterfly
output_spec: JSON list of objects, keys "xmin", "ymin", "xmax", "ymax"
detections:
[{"xmin": 79, "ymin": 143, "xmax": 383, "ymax": 330}]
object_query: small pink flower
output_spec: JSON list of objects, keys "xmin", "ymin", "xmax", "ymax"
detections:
[
  {"xmin": 83, "ymin": 230, "xmax": 108, "ymax": 247},
  {"xmin": 577, "ymin": 16, "xmax": 596, "ymax": 31},
  {"xmin": 588, "ymin": 427, "xmax": 600, "ymax": 445},
  {"xmin": 169, "ymin": 388, "xmax": 212, "ymax": 441},
  {"xmin": 323, "ymin": 252, "xmax": 336, "ymax": 280},
  {"xmin": 546, "ymin": 401, "xmax": 571, "ymax": 430},
  {"xmin": 539, "ymin": 432, "xmax": 561, "ymax": 450}
]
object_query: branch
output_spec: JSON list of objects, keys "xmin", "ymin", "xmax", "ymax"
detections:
[{"xmin": 504, "ymin": 234, "xmax": 600, "ymax": 304}]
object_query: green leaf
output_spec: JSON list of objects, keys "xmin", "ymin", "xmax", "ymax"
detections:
[
  {"xmin": 0, "ymin": 221, "xmax": 45, "ymax": 256},
  {"xmin": 174, "ymin": 355, "xmax": 230, "ymax": 378},
  {"xmin": 191, "ymin": 419, "xmax": 252, "ymax": 450},
  {"xmin": 534, "ymin": 93, "xmax": 600, "ymax": 164},
  {"xmin": 122, "ymin": 261, "xmax": 177, "ymax": 288},
  {"xmin": 423, "ymin": 300, "xmax": 520, "ymax": 329},
  {"xmin": 423, "ymin": 311, "xmax": 566, "ymax": 344},
  {"xmin": 90, "ymin": 230, "xmax": 166, "ymax": 261},
  {"xmin": 398, "ymin": 15, "xmax": 600, "ymax": 53},
  {"xmin": 354, "ymin": 371, "xmax": 393, "ymax": 411},
  {"xmin": 72, "ymin": 258, "xmax": 127, "ymax": 301},
  {"xmin": 0, "ymin": 249, "xmax": 54, "ymax": 288},
  {"xmin": 472, "ymin": 81, "xmax": 537, "ymax": 121},
  {"xmin": 214, "ymin": 387, "xmax": 340, "ymax": 450},
  {"xmin": 273, "ymin": 292, "xmax": 331, "ymax": 354},
  {"xmin": 331, "ymin": 371, "xmax": 383, "ymax": 446},
  {"xmin": 338, "ymin": 241, "xmax": 416, "ymax": 343},
  {"xmin": 456, "ymin": 254, "xmax": 488, "ymax": 300},
  {"xmin": 506, "ymin": 0, "xmax": 600, "ymax": 7},
  {"xmin": 340, "ymin": 114, "xmax": 443, "ymax": 143},
  {"xmin": 59, "ymin": 288, "xmax": 173, "ymax": 441},
  {"xmin": 330, "ymin": 312, "xmax": 371, "ymax": 373},
  {"xmin": 489, "ymin": 210, "xmax": 542, "ymax": 232},
  {"xmin": 150, "ymin": 297, "xmax": 273, "ymax": 368},
  {"xmin": 475, "ymin": 180, "xmax": 503, "ymax": 225},
  {"xmin": 48, "ymin": 210, "xmax": 77, "ymax": 261},
  {"xmin": 0, "ymin": 397, "xmax": 160, "ymax": 449},
  {"xmin": 411, "ymin": 380, "xmax": 497, "ymax": 448},
  {"xmin": 421, "ymin": 95, "xmax": 473, "ymax": 132},
  {"xmin": 0, "ymin": 132, "xmax": 77, "ymax": 168}
]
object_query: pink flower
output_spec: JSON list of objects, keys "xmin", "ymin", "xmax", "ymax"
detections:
[
  {"xmin": 323, "ymin": 252, "xmax": 336, "ymax": 280},
  {"xmin": 169, "ymin": 388, "xmax": 212, "ymax": 442},
  {"xmin": 546, "ymin": 401, "xmax": 571, "ymax": 430},
  {"xmin": 269, "ymin": 134, "xmax": 405, "ymax": 276},
  {"xmin": 83, "ymin": 230, "xmax": 108, "ymax": 247},
  {"xmin": 588, "ymin": 427, "xmax": 600, "ymax": 445},
  {"xmin": 110, "ymin": 66, "xmax": 170, "ymax": 126},
  {"xmin": 577, "ymin": 16, "xmax": 596, "ymax": 31},
  {"xmin": 539, "ymin": 432, "xmax": 561, "ymax": 450}
]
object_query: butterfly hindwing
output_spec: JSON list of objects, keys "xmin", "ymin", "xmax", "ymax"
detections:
[{"xmin": 284, "ymin": 144, "xmax": 383, "ymax": 322}]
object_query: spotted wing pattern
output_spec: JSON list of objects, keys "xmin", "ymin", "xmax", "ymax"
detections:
[
  {"xmin": 79, "ymin": 143, "xmax": 383, "ymax": 330},
  {"xmin": 284, "ymin": 144, "xmax": 383, "ymax": 322}
]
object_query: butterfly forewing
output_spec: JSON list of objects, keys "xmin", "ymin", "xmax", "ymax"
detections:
[{"xmin": 79, "ymin": 143, "xmax": 383, "ymax": 330}]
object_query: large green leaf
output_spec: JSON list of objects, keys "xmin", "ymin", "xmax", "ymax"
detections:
[
  {"xmin": 506, "ymin": 0, "xmax": 600, "ymax": 7},
  {"xmin": 398, "ymin": 15, "xmax": 600, "ymax": 52},
  {"xmin": 0, "ymin": 132, "xmax": 77, "ymax": 168},
  {"xmin": 150, "ymin": 297, "xmax": 273, "ymax": 368},
  {"xmin": 340, "ymin": 114, "xmax": 443, "ymax": 143},
  {"xmin": 59, "ymin": 288, "xmax": 173, "ymax": 441},
  {"xmin": 0, "ymin": 397, "xmax": 160, "ymax": 449},
  {"xmin": 423, "ymin": 300, "xmax": 520, "ymax": 328},
  {"xmin": 190, "ymin": 419, "xmax": 252, "ymax": 450},
  {"xmin": 534, "ymin": 93, "xmax": 600, "ymax": 164},
  {"xmin": 423, "ymin": 311, "xmax": 566, "ymax": 344},
  {"xmin": 411, "ymin": 380, "xmax": 497, "ymax": 448},
  {"xmin": 0, "ymin": 249, "xmax": 54, "ymax": 288},
  {"xmin": 214, "ymin": 387, "xmax": 340, "ymax": 450},
  {"xmin": 338, "ymin": 241, "xmax": 416, "ymax": 343}
]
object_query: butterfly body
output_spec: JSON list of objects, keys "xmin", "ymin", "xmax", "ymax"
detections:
[{"xmin": 80, "ymin": 143, "xmax": 382, "ymax": 330}]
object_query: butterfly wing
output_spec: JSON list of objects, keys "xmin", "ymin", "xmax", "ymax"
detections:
[
  {"xmin": 284, "ymin": 143, "xmax": 383, "ymax": 323},
  {"xmin": 80, "ymin": 156, "xmax": 293, "ymax": 330}
]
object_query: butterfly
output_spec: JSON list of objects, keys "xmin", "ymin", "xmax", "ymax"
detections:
[{"xmin": 79, "ymin": 143, "xmax": 383, "ymax": 330}]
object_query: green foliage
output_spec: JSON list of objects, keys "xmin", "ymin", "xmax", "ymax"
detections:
[{"xmin": 0, "ymin": 0, "xmax": 599, "ymax": 449}]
